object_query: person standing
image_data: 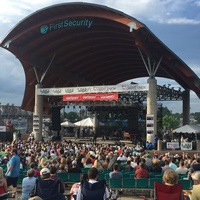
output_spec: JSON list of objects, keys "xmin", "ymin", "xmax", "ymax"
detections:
[
  {"xmin": 92, "ymin": 130, "xmax": 97, "ymax": 144},
  {"xmin": 17, "ymin": 130, "xmax": 21, "ymax": 141},
  {"xmin": 101, "ymin": 130, "xmax": 106, "ymax": 141},
  {"xmin": 154, "ymin": 134, "xmax": 158, "ymax": 150},
  {"xmin": 5, "ymin": 148, "xmax": 20, "ymax": 196}
]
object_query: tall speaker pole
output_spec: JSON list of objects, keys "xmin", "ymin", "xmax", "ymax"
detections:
[{"xmin": 51, "ymin": 106, "xmax": 61, "ymax": 138}]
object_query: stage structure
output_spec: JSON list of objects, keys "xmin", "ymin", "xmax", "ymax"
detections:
[
  {"xmin": 1, "ymin": 3, "xmax": 198, "ymax": 142},
  {"xmin": 34, "ymin": 83, "xmax": 183, "ymax": 142}
]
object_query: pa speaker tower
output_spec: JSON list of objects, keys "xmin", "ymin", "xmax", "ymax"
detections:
[{"xmin": 51, "ymin": 106, "xmax": 61, "ymax": 131}]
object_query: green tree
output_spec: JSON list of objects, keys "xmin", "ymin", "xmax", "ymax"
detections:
[
  {"xmin": 162, "ymin": 106, "xmax": 172, "ymax": 116},
  {"xmin": 162, "ymin": 115, "xmax": 179, "ymax": 130},
  {"xmin": 173, "ymin": 112, "xmax": 181, "ymax": 120},
  {"xmin": 192, "ymin": 112, "xmax": 200, "ymax": 123},
  {"xmin": 64, "ymin": 111, "xmax": 80, "ymax": 123}
]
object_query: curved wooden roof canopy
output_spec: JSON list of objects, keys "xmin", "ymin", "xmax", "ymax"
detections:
[{"xmin": 1, "ymin": 2, "xmax": 200, "ymax": 113}]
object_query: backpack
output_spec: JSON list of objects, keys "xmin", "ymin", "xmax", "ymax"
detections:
[{"xmin": 81, "ymin": 180, "xmax": 106, "ymax": 200}]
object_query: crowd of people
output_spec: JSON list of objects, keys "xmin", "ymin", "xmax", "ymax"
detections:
[{"xmin": 0, "ymin": 138, "xmax": 200, "ymax": 199}]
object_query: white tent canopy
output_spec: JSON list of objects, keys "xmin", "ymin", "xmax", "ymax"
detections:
[
  {"xmin": 173, "ymin": 124, "xmax": 200, "ymax": 133},
  {"xmin": 74, "ymin": 117, "xmax": 94, "ymax": 127},
  {"xmin": 61, "ymin": 120, "xmax": 76, "ymax": 127},
  {"xmin": 74, "ymin": 117, "xmax": 105, "ymax": 127}
]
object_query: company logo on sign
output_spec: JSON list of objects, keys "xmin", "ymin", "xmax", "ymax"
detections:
[
  {"xmin": 40, "ymin": 18, "xmax": 93, "ymax": 34},
  {"xmin": 40, "ymin": 25, "xmax": 49, "ymax": 34},
  {"xmin": 63, "ymin": 93, "xmax": 118, "ymax": 101},
  {"xmin": 181, "ymin": 142, "xmax": 192, "ymax": 150}
]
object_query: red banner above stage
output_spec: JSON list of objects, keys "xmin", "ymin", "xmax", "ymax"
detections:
[{"xmin": 63, "ymin": 93, "xmax": 118, "ymax": 101}]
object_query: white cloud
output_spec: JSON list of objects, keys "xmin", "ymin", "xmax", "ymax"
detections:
[
  {"xmin": 0, "ymin": 49, "xmax": 25, "ymax": 92},
  {"xmin": 195, "ymin": 0, "xmax": 200, "ymax": 6},
  {"xmin": 166, "ymin": 18, "xmax": 200, "ymax": 25},
  {"xmin": 1, "ymin": 0, "xmax": 200, "ymax": 26}
]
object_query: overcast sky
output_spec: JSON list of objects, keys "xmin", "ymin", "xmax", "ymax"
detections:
[{"xmin": 0, "ymin": 0, "xmax": 200, "ymax": 113}]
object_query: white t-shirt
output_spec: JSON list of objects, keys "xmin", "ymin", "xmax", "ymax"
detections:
[{"xmin": 175, "ymin": 167, "xmax": 188, "ymax": 174}]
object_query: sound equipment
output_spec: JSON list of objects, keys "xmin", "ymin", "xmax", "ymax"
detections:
[{"xmin": 51, "ymin": 106, "xmax": 61, "ymax": 131}]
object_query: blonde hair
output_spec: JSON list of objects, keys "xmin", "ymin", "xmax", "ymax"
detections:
[
  {"xmin": 191, "ymin": 171, "xmax": 200, "ymax": 181},
  {"xmin": 38, "ymin": 157, "xmax": 47, "ymax": 168},
  {"xmin": 0, "ymin": 167, "xmax": 3, "ymax": 180},
  {"xmin": 163, "ymin": 169, "xmax": 178, "ymax": 185},
  {"xmin": 93, "ymin": 160, "xmax": 100, "ymax": 168}
]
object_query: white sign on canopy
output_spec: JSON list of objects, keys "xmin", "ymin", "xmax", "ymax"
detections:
[{"xmin": 37, "ymin": 84, "xmax": 149, "ymax": 96}]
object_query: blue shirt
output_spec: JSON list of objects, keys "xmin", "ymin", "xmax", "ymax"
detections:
[
  {"xmin": 21, "ymin": 177, "xmax": 36, "ymax": 200},
  {"xmin": 109, "ymin": 171, "xmax": 123, "ymax": 179},
  {"xmin": 7, "ymin": 154, "xmax": 20, "ymax": 177}
]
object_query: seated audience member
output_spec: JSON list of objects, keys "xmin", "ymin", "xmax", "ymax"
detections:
[
  {"xmin": 162, "ymin": 160, "xmax": 171, "ymax": 173},
  {"xmin": 0, "ymin": 167, "xmax": 8, "ymax": 199},
  {"xmin": 190, "ymin": 171, "xmax": 200, "ymax": 200},
  {"xmin": 135, "ymin": 162, "xmax": 149, "ymax": 179},
  {"xmin": 154, "ymin": 167, "xmax": 186, "ymax": 200},
  {"xmin": 68, "ymin": 160, "xmax": 82, "ymax": 173},
  {"xmin": 92, "ymin": 159, "xmax": 103, "ymax": 172},
  {"xmin": 176, "ymin": 160, "xmax": 188, "ymax": 174},
  {"xmin": 146, "ymin": 141, "xmax": 150, "ymax": 150},
  {"xmin": 191, "ymin": 157, "xmax": 200, "ymax": 171},
  {"xmin": 145, "ymin": 154, "xmax": 153, "ymax": 167},
  {"xmin": 124, "ymin": 160, "xmax": 133, "ymax": 171},
  {"xmin": 69, "ymin": 173, "xmax": 88, "ymax": 200},
  {"xmin": 84, "ymin": 158, "xmax": 93, "ymax": 168},
  {"xmin": 162, "ymin": 169, "xmax": 178, "ymax": 186},
  {"xmin": 57, "ymin": 164, "xmax": 68, "ymax": 173},
  {"xmin": 30, "ymin": 168, "xmax": 65, "ymax": 200},
  {"xmin": 102, "ymin": 157, "xmax": 110, "ymax": 169},
  {"xmin": 146, "ymin": 141, "xmax": 154, "ymax": 150},
  {"xmin": 169, "ymin": 157, "xmax": 178, "ymax": 171},
  {"xmin": 150, "ymin": 161, "xmax": 162, "ymax": 173},
  {"xmin": 50, "ymin": 165, "xmax": 65, "ymax": 191},
  {"xmin": 30, "ymin": 163, "xmax": 40, "ymax": 177},
  {"xmin": 188, "ymin": 158, "xmax": 200, "ymax": 180},
  {"xmin": 116, "ymin": 160, "xmax": 124, "ymax": 171},
  {"xmin": 76, "ymin": 167, "xmax": 110, "ymax": 200},
  {"xmin": 131, "ymin": 157, "xmax": 138, "ymax": 170},
  {"xmin": 109, "ymin": 164, "xmax": 123, "ymax": 179},
  {"xmin": 139, "ymin": 158, "xmax": 149, "ymax": 171},
  {"xmin": 21, "ymin": 169, "xmax": 36, "ymax": 200}
]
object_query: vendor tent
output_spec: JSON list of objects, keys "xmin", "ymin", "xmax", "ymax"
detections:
[
  {"xmin": 61, "ymin": 120, "xmax": 76, "ymax": 127},
  {"xmin": 74, "ymin": 117, "xmax": 105, "ymax": 127},
  {"xmin": 173, "ymin": 124, "xmax": 200, "ymax": 133},
  {"xmin": 74, "ymin": 117, "xmax": 94, "ymax": 127}
]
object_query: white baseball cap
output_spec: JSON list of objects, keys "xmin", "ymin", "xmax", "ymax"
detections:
[{"xmin": 40, "ymin": 168, "xmax": 50, "ymax": 176}]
